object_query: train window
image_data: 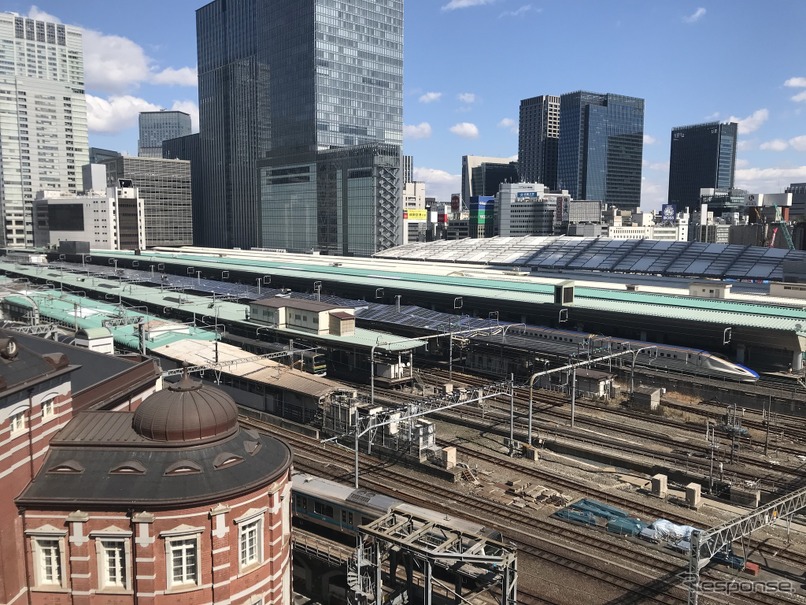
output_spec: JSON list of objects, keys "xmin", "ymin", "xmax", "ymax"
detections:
[
  {"xmin": 342, "ymin": 511, "xmax": 347, "ymax": 523},
  {"xmin": 314, "ymin": 501, "xmax": 322, "ymax": 514},
  {"xmin": 297, "ymin": 495, "xmax": 307, "ymax": 509}
]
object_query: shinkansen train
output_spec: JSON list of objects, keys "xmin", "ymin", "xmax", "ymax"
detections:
[
  {"xmin": 470, "ymin": 325, "xmax": 759, "ymax": 383},
  {"xmin": 291, "ymin": 472, "xmax": 502, "ymax": 542}
]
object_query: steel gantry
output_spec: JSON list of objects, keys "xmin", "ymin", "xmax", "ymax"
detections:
[
  {"xmin": 351, "ymin": 378, "xmax": 513, "ymax": 488},
  {"xmin": 687, "ymin": 485, "xmax": 806, "ymax": 604},
  {"xmin": 351, "ymin": 508, "xmax": 517, "ymax": 605}
]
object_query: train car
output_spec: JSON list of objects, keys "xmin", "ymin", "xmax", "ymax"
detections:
[
  {"xmin": 500, "ymin": 325, "xmax": 759, "ymax": 382},
  {"xmin": 291, "ymin": 472, "xmax": 502, "ymax": 542}
]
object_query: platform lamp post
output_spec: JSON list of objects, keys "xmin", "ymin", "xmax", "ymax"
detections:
[
  {"xmin": 257, "ymin": 275, "xmax": 270, "ymax": 296},
  {"xmin": 629, "ymin": 345, "xmax": 657, "ymax": 396},
  {"xmin": 314, "ymin": 280, "xmax": 322, "ymax": 302}
]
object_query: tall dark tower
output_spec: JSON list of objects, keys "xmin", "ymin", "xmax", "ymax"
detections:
[
  {"xmin": 196, "ymin": 0, "xmax": 403, "ymax": 254},
  {"xmin": 668, "ymin": 122, "xmax": 738, "ymax": 208},
  {"xmin": 518, "ymin": 95, "xmax": 560, "ymax": 189},
  {"xmin": 557, "ymin": 91, "xmax": 644, "ymax": 211}
]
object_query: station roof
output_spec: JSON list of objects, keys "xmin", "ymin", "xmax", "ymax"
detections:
[{"xmin": 375, "ymin": 236, "xmax": 806, "ymax": 282}]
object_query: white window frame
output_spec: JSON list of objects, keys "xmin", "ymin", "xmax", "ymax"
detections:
[
  {"xmin": 41, "ymin": 397, "xmax": 55, "ymax": 420},
  {"xmin": 31, "ymin": 535, "xmax": 65, "ymax": 589},
  {"xmin": 162, "ymin": 529, "xmax": 203, "ymax": 591},
  {"xmin": 235, "ymin": 509, "xmax": 266, "ymax": 572},
  {"xmin": 92, "ymin": 534, "xmax": 132, "ymax": 592},
  {"xmin": 10, "ymin": 409, "xmax": 27, "ymax": 434}
]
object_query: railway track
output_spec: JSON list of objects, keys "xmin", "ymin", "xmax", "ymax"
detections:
[{"xmin": 240, "ymin": 414, "xmax": 803, "ymax": 604}]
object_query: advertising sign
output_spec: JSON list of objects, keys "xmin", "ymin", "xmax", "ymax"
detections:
[
  {"xmin": 405, "ymin": 209, "xmax": 428, "ymax": 221},
  {"xmin": 450, "ymin": 194, "xmax": 460, "ymax": 211},
  {"xmin": 661, "ymin": 204, "xmax": 677, "ymax": 222}
]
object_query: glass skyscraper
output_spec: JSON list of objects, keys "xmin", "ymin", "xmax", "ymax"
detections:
[
  {"xmin": 196, "ymin": 0, "xmax": 403, "ymax": 253},
  {"xmin": 138, "ymin": 110, "xmax": 191, "ymax": 158},
  {"xmin": 0, "ymin": 13, "xmax": 88, "ymax": 247},
  {"xmin": 518, "ymin": 95, "xmax": 559, "ymax": 189},
  {"xmin": 668, "ymin": 121, "xmax": 738, "ymax": 208},
  {"xmin": 557, "ymin": 91, "xmax": 644, "ymax": 211}
]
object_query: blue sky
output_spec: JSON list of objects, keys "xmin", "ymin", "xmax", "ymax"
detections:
[{"xmin": 8, "ymin": 1, "xmax": 806, "ymax": 210}]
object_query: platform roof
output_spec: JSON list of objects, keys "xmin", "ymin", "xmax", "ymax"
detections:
[{"xmin": 376, "ymin": 236, "xmax": 806, "ymax": 281}]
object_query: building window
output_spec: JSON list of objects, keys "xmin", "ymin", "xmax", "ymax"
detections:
[
  {"xmin": 41, "ymin": 398, "xmax": 55, "ymax": 419},
  {"xmin": 10, "ymin": 409, "xmax": 26, "ymax": 433},
  {"xmin": 33, "ymin": 538, "xmax": 63, "ymax": 587},
  {"xmin": 98, "ymin": 539, "xmax": 128, "ymax": 590},
  {"xmin": 166, "ymin": 537, "xmax": 199, "ymax": 589},
  {"xmin": 239, "ymin": 518, "xmax": 262, "ymax": 569}
]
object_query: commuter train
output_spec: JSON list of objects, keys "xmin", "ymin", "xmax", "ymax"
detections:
[
  {"xmin": 291, "ymin": 472, "xmax": 502, "ymax": 542},
  {"xmin": 470, "ymin": 325, "xmax": 759, "ymax": 383}
]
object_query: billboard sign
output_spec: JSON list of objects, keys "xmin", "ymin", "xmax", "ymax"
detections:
[
  {"xmin": 661, "ymin": 204, "xmax": 677, "ymax": 222},
  {"xmin": 450, "ymin": 194, "xmax": 460, "ymax": 211},
  {"xmin": 405, "ymin": 209, "xmax": 428, "ymax": 221},
  {"xmin": 516, "ymin": 191, "xmax": 538, "ymax": 198}
]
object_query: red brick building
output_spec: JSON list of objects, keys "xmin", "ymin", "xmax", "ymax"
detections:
[{"xmin": 1, "ymin": 333, "xmax": 293, "ymax": 605}]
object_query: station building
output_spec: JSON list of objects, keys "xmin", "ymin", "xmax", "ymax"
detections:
[{"xmin": 0, "ymin": 331, "xmax": 294, "ymax": 605}]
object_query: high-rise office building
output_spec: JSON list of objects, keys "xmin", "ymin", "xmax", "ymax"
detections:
[
  {"xmin": 668, "ymin": 121, "xmax": 738, "ymax": 208},
  {"xmin": 0, "ymin": 13, "xmax": 89, "ymax": 247},
  {"xmin": 163, "ymin": 133, "xmax": 203, "ymax": 245},
  {"xmin": 196, "ymin": 0, "xmax": 403, "ymax": 254},
  {"xmin": 403, "ymin": 155, "xmax": 414, "ymax": 184},
  {"xmin": 557, "ymin": 91, "xmax": 644, "ymax": 211},
  {"xmin": 461, "ymin": 156, "xmax": 517, "ymax": 205},
  {"xmin": 102, "ymin": 156, "xmax": 193, "ymax": 247},
  {"xmin": 89, "ymin": 147, "xmax": 122, "ymax": 165},
  {"xmin": 518, "ymin": 95, "xmax": 560, "ymax": 189},
  {"xmin": 138, "ymin": 110, "xmax": 192, "ymax": 158}
]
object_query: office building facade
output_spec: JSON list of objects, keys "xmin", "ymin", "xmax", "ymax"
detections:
[
  {"xmin": 138, "ymin": 110, "xmax": 192, "ymax": 158},
  {"xmin": 33, "ymin": 180, "xmax": 146, "ymax": 250},
  {"xmin": 557, "ymin": 91, "xmax": 644, "ymax": 211},
  {"xmin": 163, "ymin": 133, "xmax": 203, "ymax": 244},
  {"xmin": 102, "ymin": 156, "xmax": 193, "ymax": 247},
  {"xmin": 0, "ymin": 13, "xmax": 89, "ymax": 247},
  {"xmin": 495, "ymin": 182, "xmax": 556, "ymax": 237},
  {"xmin": 197, "ymin": 0, "xmax": 403, "ymax": 253},
  {"xmin": 461, "ymin": 156, "xmax": 518, "ymax": 205},
  {"xmin": 668, "ymin": 121, "xmax": 738, "ymax": 208},
  {"xmin": 518, "ymin": 95, "xmax": 560, "ymax": 189}
]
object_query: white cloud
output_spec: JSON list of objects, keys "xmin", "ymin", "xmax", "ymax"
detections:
[
  {"xmin": 640, "ymin": 177, "xmax": 667, "ymax": 212},
  {"xmin": 790, "ymin": 135, "xmax": 806, "ymax": 151},
  {"xmin": 152, "ymin": 67, "xmax": 198, "ymax": 87},
  {"xmin": 83, "ymin": 30, "xmax": 153, "ymax": 93},
  {"xmin": 170, "ymin": 100, "xmax": 200, "ymax": 132},
  {"xmin": 27, "ymin": 6, "xmax": 60, "ymax": 22},
  {"xmin": 441, "ymin": 0, "xmax": 497, "ymax": 11},
  {"xmin": 760, "ymin": 139, "xmax": 788, "ymax": 151},
  {"xmin": 86, "ymin": 94, "xmax": 161, "ymax": 134},
  {"xmin": 643, "ymin": 134, "xmax": 656, "ymax": 145},
  {"xmin": 499, "ymin": 5, "xmax": 534, "ymax": 18},
  {"xmin": 791, "ymin": 90, "xmax": 806, "ymax": 103},
  {"xmin": 735, "ymin": 158, "xmax": 749, "ymax": 168},
  {"xmin": 458, "ymin": 92, "xmax": 476, "ymax": 104},
  {"xmin": 737, "ymin": 139, "xmax": 755, "ymax": 151},
  {"xmin": 735, "ymin": 165, "xmax": 806, "ymax": 192},
  {"xmin": 414, "ymin": 167, "xmax": 460, "ymax": 202},
  {"xmin": 644, "ymin": 160, "xmax": 669, "ymax": 171},
  {"xmin": 58, "ymin": 24, "xmax": 198, "ymax": 95},
  {"xmin": 728, "ymin": 108, "xmax": 769, "ymax": 134},
  {"xmin": 683, "ymin": 7, "xmax": 706, "ymax": 23},
  {"xmin": 403, "ymin": 122, "xmax": 432, "ymax": 139},
  {"xmin": 418, "ymin": 92, "xmax": 442, "ymax": 104},
  {"xmin": 498, "ymin": 118, "xmax": 517, "ymax": 134},
  {"xmin": 784, "ymin": 77, "xmax": 806, "ymax": 88},
  {"xmin": 449, "ymin": 122, "xmax": 479, "ymax": 138}
]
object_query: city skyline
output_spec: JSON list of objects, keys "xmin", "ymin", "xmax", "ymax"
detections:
[{"xmin": 5, "ymin": 1, "xmax": 806, "ymax": 210}]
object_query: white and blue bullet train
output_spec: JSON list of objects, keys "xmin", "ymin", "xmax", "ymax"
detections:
[{"xmin": 476, "ymin": 325, "xmax": 759, "ymax": 383}]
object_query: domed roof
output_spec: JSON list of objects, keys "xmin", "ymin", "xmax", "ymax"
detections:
[{"xmin": 132, "ymin": 371, "xmax": 238, "ymax": 443}]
